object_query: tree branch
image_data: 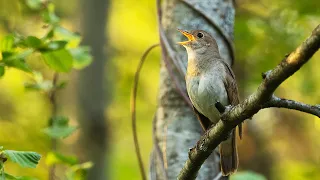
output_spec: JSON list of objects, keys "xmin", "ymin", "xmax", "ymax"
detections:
[
  {"xmin": 178, "ymin": 24, "xmax": 320, "ymax": 180},
  {"xmin": 263, "ymin": 96, "xmax": 320, "ymax": 118}
]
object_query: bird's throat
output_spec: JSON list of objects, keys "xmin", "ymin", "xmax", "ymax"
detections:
[{"xmin": 187, "ymin": 57, "xmax": 201, "ymax": 77}]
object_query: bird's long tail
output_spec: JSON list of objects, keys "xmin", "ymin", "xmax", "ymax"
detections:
[{"xmin": 219, "ymin": 129, "xmax": 238, "ymax": 176}]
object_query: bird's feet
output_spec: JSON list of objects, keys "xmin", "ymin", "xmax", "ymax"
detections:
[{"xmin": 215, "ymin": 101, "xmax": 225, "ymax": 114}]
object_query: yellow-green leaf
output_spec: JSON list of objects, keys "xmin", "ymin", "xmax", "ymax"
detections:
[{"xmin": 42, "ymin": 49, "xmax": 73, "ymax": 72}]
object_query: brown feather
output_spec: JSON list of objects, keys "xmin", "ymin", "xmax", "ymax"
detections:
[
  {"xmin": 192, "ymin": 105, "xmax": 212, "ymax": 131},
  {"xmin": 221, "ymin": 61, "xmax": 242, "ymax": 139}
]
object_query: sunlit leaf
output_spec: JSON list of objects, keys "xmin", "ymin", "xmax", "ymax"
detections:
[
  {"xmin": 46, "ymin": 151, "xmax": 78, "ymax": 166},
  {"xmin": 44, "ymin": 29, "xmax": 54, "ymax": 39},
  {"xmin": 42, "ymin": 49, "xmax": 73, "ymax": 72},
  {"xmin": 44, "ymin": 40, "xmax": 68, "ymax": 51},
  {"xmin": 24, "ymin": 81, "xmax": 53, "ymax": 92},
  {"xmin": 41, "ymin": 3, "xmax": 60, "ymax": 24},
  {"xmin": 43, "ymin": 116, "xmax": 77, "ymax": 139},
  {"xmin": 25, "ymin": 0, "xmax": 42, "ymax": 10},
  {"xmin": 54, "ymin": 26, "xmax": 81, "ymax": 48},
  {"xmin": 66, "ymin": 162, "xmax": 93, "ymax": 180},
  {"xmin": 4, "ymin": 172, "xmax": 38, "ymax": 180},
  {"xmin": 25, "ymin": 36, "xmax": 42, "ymax": 49},
  {"xmin": 69, "ymin": 47, "xmax": 92, "ymax": 69},
  {"xmin": 2, "ymin": 49, "xmax": 33, "ymax": 72},
  {"xmin": 0, "ymin": 35, "xmax": 15, "ymax": 52},
  {"xmin": 231, "ymin": 171, "xmax": 267, "ymax": 180},
  {"xmin": 3, "ymin": 150, "xmax": 41, "ymax": 168},
  {"xmin": 43, "ymin": 126, "xmax": 77, "ymax": 139}
]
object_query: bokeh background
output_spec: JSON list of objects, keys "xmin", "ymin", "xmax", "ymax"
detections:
[{"xmin": 0, "ymin": 0, "xmax": 319, "ymax": 179}]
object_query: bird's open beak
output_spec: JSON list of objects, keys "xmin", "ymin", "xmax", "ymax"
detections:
[{"xmin": 177, "ymin": 29, "xmax": 195, "ymax": 45}]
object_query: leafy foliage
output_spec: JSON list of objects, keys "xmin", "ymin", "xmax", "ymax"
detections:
[
  {"xmin": 42, "ymin": 49, "xmax": 73, "ymax": 72},
  {"xmin": 46, "ymin": 151, "xmax": 78, "ymax": 166},
  {"xmin": 2, "ymin": 150, "xmax": 41, "ymax": 168},
  {"xmin": 43, "ymin": 116, "xmax": 77, "ymax": 139},
  {"xmin": 4, "ymin": 172, "xmax": 38, "ymax": 180},
  {"xmin": 0, "ymin": 0, "xmax": 93, "ymax": 179}
]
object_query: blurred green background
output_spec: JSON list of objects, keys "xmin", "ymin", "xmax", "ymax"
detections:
[{"xmin": 0, "ymin": 0, "xmax": 319, "ymax": 179}]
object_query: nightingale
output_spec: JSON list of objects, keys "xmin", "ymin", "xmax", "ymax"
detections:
[{"xmin": 177, "ymin": 29, "xmax": 241, "ymax": 176}]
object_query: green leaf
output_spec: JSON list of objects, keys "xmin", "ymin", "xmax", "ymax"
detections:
[
  {"xmin": 69, "ymin": 47, "xmax": 92, "ymax": 69},
  {"xmin": 231, "ymin": 171, "xmax": 267, "ymax": 180},
  {"xmin": 41, "ymin": 3, "xmax": 60, "ymax": 24},
  {"xmin": 5, "ymin": 172, "xmax": 38, "ymax": 180},
  {"xmin": 3, "ymin": 150, "xmax": 41, "ymax": 168},
  {"xmin": 42, "ymin": 49, "xmax": 73, "ymax": 72},
  {"xmin": 2, "ymin": 50, "xmax": 33, "ymax": 72},
  {"xmin": 66, "ymin": 162, "xmax": 93, "ymax": 180},
  {"xmin": 24, "ymin": 81, "xmax": 53, "ymax": 92},
  {"xmin": 0, "ymin": 35, "xmax": 14, "ymax": 52},
  {"xmin": 25, "ymin": 0, "xmax": 42, "ymax": 10},
  {"xmin": 0, "ymin": 146, "xmax": 3, "ymax": 150},
  {"xmin": 0, "ymin": 66, "xmax": 4, "ymax": 77},
  {"xmin": 44, "ymin": 40, "xmax": 68, "ymax": 51},
  {"xmin": 2, "ymin": 49, "xmax": 33, "ymax": 72},
  {"xmin": 44, "ymin": 29, "xmax": 54, "ymax": 39},
  {"xmin": 43, "ymin": 125, "xmax": 77, "ymax": 139},
  {"xmin": 43, "ymin": 116, "xmax": 77, "ymax": 139},
  {"xmin": 3, "ymin": 58, "xmax": 32, "ymax": 72},
  {"xmin": 46, "ymin": 151, "xmax": 78, "ymax": 166},
  {"xmin": 54, "ymin": 26, "xmax": 81, "ymax": 48},
  {"xmin": 25, "ymin": 36, "xmax": 42, "ymax": 49}
]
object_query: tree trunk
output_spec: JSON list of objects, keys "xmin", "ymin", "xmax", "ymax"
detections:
[
  {"xmin": 151, "ymin": 0, "xmax": 235, "ymax": 179},
  {"xmin": 77, "ymin": 0, "xmax": 109, "ymax": 179}
]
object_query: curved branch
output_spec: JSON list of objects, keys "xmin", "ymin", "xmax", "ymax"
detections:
[
  {"xmin": 263, "ymin": 96, "xmax": 320, "ymax": 118},
  {"xmin": 178, "ymin": 24, "xmax": 320, "ymax": 179},
  {"xmin": 131, "ymin": 44, "xmax": 159, "ymax": 180}
]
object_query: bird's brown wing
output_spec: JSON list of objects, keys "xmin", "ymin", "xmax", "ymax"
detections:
[
  {"xmin": 221, "ymin": 61, "xmax": 242, "ymax": 139},
  {"xmin": 192, "ymin": 106, "xmax": 212, "ymax": 131}
]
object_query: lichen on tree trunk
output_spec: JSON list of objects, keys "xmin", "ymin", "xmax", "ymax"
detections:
[{"xmin": 150, "ymin": 0, "xmax": 235, "ymax": 179}]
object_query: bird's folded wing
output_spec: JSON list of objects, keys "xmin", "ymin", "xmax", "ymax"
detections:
[
  {"xmin": 221, "ymin": 61, "xmax": 243, "ymax": 139},
  {"xmin": 192, "ymin": 105, "xmax": 212, "ymax": 131}
]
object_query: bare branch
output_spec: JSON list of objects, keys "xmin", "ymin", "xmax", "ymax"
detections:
[
  {"xmin": 263, "ymin": 96, "xmax": 320, "ymax": 118},
  {"xmin": 49, "ymin": 73, "xmax": 59, "ymax": 180},
  {"xmin": 178, "ymin": 24, "xmax": 320, "ymax": 180}
]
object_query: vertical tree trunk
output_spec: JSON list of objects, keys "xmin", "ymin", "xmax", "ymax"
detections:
[
  {"xmin": 151, "ymin": 0, "xmax": 235, "ymax": 179},
  {"xmin": 78, "ymin": 0, "xmax": 109, "ymax": 179}
]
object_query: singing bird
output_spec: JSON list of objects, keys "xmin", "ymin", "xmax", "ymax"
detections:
[{"xmin": 178, "ymin": 29, "xmax": 241, "ymax": 176}]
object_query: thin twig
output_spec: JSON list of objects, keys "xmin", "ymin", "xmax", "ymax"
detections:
[
  {"xmin": 49, "ymin": 72, "xmax": 59, "ymax": 180},
  {"xmin": 178, "ymin": 24, "xmax": 320, "ymax": 180},
  {"xmin": 263, "ymin": 96, "xmax": 320, "ymax": 118},
  {"xmin": 131, "ymin": 44, "xmax": 159, "ymax": 180}
]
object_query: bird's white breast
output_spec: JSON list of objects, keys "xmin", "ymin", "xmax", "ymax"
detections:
[{"xmin": 186, "ymin": 71, "xmax": 229, "ymax": 124}]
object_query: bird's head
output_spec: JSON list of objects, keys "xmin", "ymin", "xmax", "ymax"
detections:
[{"xmin": 177, "ymin": 29, "xmax": 219, "ymax": 57}]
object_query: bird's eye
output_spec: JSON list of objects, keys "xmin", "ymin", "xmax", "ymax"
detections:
[{"xmin": 197, "ymin": 32, "xmax": 204, "ymax": 38}]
